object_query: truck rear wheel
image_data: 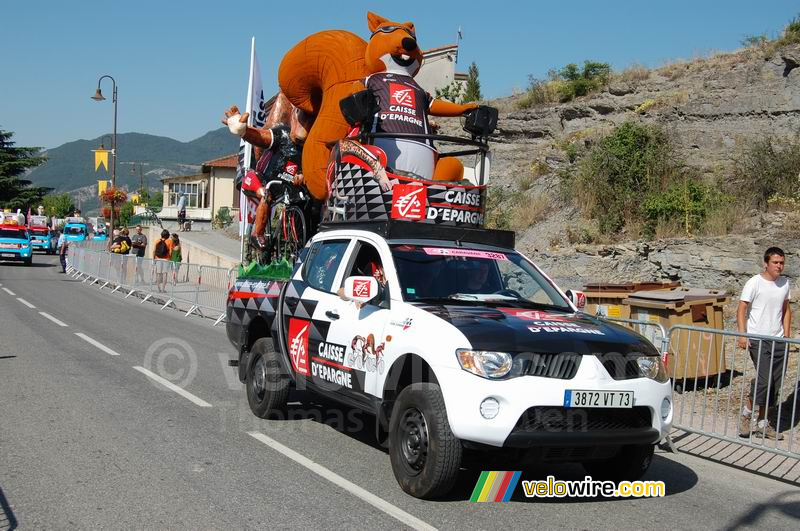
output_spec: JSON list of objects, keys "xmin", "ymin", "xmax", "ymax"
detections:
[
  {"xmin": 582, "ymin": 443, "xmax": 655, "ymax": 482},
  {"xmin": 246, "ymin": 338, "xmax": 290, "ymax": 419},
  {"xmin": 388, "ymin": 383, "xmax": 462, "ymax": 499}
]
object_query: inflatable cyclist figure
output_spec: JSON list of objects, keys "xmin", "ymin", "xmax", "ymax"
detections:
[{"xmin": 223, "ymin": 94, "xmax": 316, "ymax": 263}]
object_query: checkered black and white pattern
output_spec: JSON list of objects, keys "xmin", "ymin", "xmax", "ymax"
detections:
[{"xmin": 325, "ymin": 158, "xmax": 487, "ymax": 227}]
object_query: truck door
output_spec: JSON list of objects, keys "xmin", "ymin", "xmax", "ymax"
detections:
[
  {"xmin": 283, "ymin": 238, "xmax": 354, "ymax": 396},
  {"xmin": 321, "ymin": 239, "xmax": 394, "ymax": 400}
]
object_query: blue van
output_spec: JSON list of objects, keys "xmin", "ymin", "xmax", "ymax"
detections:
[
  {"xmin": 63, "ymin": 219, "xmax": 90, "ymax": 242},
  {"xmin": 0, "ymin": 224, "xmax": 33, "ymax": 265},
  {"xmin": 28, "ymin": 225, "xmax": 58, "ymax": 254}
]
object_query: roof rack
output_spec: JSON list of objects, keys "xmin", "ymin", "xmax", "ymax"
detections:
[{"xmin": 318, "ymin": 220, "xmax": 515, "ymax": 249}]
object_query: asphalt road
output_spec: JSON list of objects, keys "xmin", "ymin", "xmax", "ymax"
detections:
[{"xmin": 1, "ymin": 254, "xmax": 799, "ymax": 529}]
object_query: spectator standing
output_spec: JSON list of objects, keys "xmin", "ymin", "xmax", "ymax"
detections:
[
  {"xmin": 170, "ymin": 233, "xmax": 183, "ymax": 284},
  {"xmin": 120, "ymin": 228, "xmax": 132, "ymax": 255},
  {"xmin": 176, "ymin": 192, "xmax": 187, "ymax": 231},
  {"xmin": 738, "ymin": 247, "xmax": 792, "ymax": 440},
  {"xmin": 153, "ymin": 229, "xmax": 171, "ymax": 292},
  {"xmin": 131, "ymin": 225, "xmax": 148, "ymax": 284},
  {"xmin": 110, "ymin": 229, "xmax": 131, "ymax": 254},
  {"xmin": 131, "ymin": 225, "xmax": 148, "ymax": 258},
  {"xmin": 57, "ymin": 231, "xmax": 68, "ymax": 273}
]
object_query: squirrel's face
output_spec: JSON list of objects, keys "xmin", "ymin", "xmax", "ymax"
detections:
[{"xmin": 365, "ymin": 11, "xmax": 423, "ymax": 76}]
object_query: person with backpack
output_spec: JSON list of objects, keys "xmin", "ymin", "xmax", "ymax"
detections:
[{"xmin": 153, "ymin": 229, "xmax": 171, "ymax": 292}]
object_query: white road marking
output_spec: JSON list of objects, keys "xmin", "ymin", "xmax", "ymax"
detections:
[
  {"xmin": 75, "ymin": 333, "xmax": 120, "ymax": 356},
  {"xmin": 2, "ymin": 287, "xmax": 16, "ymax": 296},
  {"xmin": 39, "ymin": 312, "xmax": 68, "ymax": 327},
  {"xmin": 132, "ymin": 366, "xmax": 212, "ymax": 408},
  {"xmin": 247, "ymin": 432, "xmax": 437, "ymax": 531},
  {"xmin": 17, "ymin": 297, "xmax": 36, "ymax": 309}
]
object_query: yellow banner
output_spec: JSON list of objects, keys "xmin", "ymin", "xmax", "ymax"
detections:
[
  {"xmin": 94, "ymin": 149, "xmax": 109, "ymax": 172},
  {"xmin": 98, "ymin": 180, "xmax": 109, "ymax": 196}
]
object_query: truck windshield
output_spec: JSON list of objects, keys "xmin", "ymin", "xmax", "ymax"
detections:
[
  {"xmin": 65, "ymin": 226, "xmax": 84, "ymax": 235},
  {"xmin": 0, "ymin": 229, "xmax": 27, "ymax": 239},
  {"xmin": 390, "ymin": 244, "xmax": 570, "ymax": 309}
]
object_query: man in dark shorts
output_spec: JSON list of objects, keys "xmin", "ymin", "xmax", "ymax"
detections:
[{"xmin": 737, "ymin": 247, "xmax": 792, "ymax": 440}]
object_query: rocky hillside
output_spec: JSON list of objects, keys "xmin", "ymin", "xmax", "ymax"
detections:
[{"xmin": 442, "ymin": 42, "xmax": 800, "ymax": 302}]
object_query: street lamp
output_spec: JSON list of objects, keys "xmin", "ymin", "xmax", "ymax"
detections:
[{"xmin": 91, "ymin": 75, "xmax": 117, "ymax": 237}]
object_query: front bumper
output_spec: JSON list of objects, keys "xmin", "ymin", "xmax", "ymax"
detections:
[
  {"xmin": 0, "ymin": 248, "xmax": 32, "ymax": 260},
  {"xmin": 436, "ymin": 355, "xmax": 673, "ymax": 448},
  {"xmin": 30, "ymin": 239, "xmax": 53, "ymax": 251}
]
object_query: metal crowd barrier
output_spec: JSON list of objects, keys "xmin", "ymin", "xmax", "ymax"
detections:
[
  {"xmin": 67, "ymin": 244, "xmax": 236, "ymax": 325},
  {"xmin": 667, "ymin": 325, "xmax": 799, "ymax": 459},
  {"xmin": 607, "ymin": 316, "xmax": 800, "ymax": 459}
]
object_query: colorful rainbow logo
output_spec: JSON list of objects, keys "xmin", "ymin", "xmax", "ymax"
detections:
[{"xmin": 469, "ymin": 471, "xmax": 522, "ymax": 502}]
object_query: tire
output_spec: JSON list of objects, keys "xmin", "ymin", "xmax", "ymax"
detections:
[
  {"xmin": 24, "ymin": 257, "xmax": 32, "ymax": 266},
  {"xmin": 582, "ymin": 443, "xmax": 655, "ymax": 483},
  {"xmin": 245, "ymin": 338, "xmax": 290, "ymax": 419},
  {"xmin": 388, "ymin": 383, "xmax": 462, "ymax": 499}
]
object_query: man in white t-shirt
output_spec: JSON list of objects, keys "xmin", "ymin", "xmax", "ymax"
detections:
[{"xmin": 737, "ymin": 247, "xmax": 792, "ymax": 440}]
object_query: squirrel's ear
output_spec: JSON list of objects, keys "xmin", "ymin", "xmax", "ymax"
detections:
[{"xmin": 367, "ymin": 11, "xmax": 387, "ymax": 33}]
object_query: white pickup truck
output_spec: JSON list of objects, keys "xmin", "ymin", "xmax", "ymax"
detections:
[{"xmin": 226, "ymin": 220, "xmax": 673, "ymax": 499}]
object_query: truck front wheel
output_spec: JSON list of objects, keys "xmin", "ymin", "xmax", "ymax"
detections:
[
  {"xmin": 388, "ymin": 383, "xmax": 462, "ymax": 499},
  {"xmin": 246, "ymin": 338, "xmax": 290, "ymax": 419}
]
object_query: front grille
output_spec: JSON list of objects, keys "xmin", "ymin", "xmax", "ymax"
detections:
[
  {"xmin": 601, "ymin": 357, "xmax": 642, "ymax": 380},
  {"xmin": 513, "ymin": 406, "xmax": 652, "ymax": 433},
  {"xmin": 520, "ymin": 353, "xmax": 581, "ymax": 379}
]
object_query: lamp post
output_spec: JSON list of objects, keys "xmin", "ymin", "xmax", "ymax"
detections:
[{"xmin": 91, "ymin": 75, "xmax": 117, "ymax": 238}]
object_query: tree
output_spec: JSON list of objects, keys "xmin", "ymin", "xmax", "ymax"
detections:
[
  {"xmin": 119, "ymin": 201, "xmax": 135, "ymax": 227},
  {"xmin": 0, "ymin": 128, "xmax": 49, "ymax": 211},
  {"xmin": 435, "ymin": 80, "xmax": 464, "ymax": 103},
  {"xmin": 42, "ymin": 193, "xmax": 75, "ymax": 218},
  {"xmin": 463, "ymin": 61, "xmax": 483, "ymax": 103},
  {"xmin": 149, "ymin": 191, "xmax": 163, "ymax": 212}
]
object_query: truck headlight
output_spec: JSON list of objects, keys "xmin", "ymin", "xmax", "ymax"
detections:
[
  {"xmin": 457, "ymin": 349, "xmax": 512, "ymax": 379},
  {"xmin": 637, "ymin": 356, "xmax": 669, "ymax": 383}
]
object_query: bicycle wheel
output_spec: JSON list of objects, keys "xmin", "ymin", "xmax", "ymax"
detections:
[
  {"xmin": 274, "ymin": 206, "xmax": 307, "ymax": 262},
  {"xmin": 266, "ymin": 202, "xmax": 286, "ymax": 263}
]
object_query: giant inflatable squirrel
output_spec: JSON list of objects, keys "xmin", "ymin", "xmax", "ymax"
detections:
[{"xmin": 225, "ymin": 11, "xmax": 478, "ymax": 201}]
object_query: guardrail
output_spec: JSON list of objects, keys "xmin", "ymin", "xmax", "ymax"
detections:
[
  {"xmin": 608, "ymin": 316, "xmax": 800, "ymax": 459},
  {"xmin": 67, "ymin": 243, "xmax": 235, "ymax": 325}
]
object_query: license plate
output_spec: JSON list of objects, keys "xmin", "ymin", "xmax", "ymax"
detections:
[
  {"xmin": 1, "ymin": 253, "xmax": 16, "ymax": 258},
  {"xmin": 564, "ymin": 390, "xmax": 633, "ymax": 408}
]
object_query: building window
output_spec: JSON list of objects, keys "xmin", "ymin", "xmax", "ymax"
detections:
[{"xmin": 168, "ymin": 182, "xmax": 200, "ymax": 208}]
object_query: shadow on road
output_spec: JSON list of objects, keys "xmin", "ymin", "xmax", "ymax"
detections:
[
  {"xmin": 0, "ymin": 487, "xmax": 18, "ymax": 530},
  {"xmin": 0, "ymin": 261, "xmax": 56, "ymax": 268},
  {"xmin": 723, "ymin": 490, "xmax": 800, "ymax": 529}
]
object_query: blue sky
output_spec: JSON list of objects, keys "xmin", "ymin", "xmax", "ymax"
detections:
[{"xmin": 1, "ymin": 1, "xmax": 797, "ymax": 149}]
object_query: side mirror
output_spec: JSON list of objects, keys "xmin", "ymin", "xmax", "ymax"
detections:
[
  {"xmin": 342, "ymin": 276, "xmax": 379, "ymax": 305},
  {"xmin": 339, "ymin": 90, "xmax": 379, "ymax": 127},
  {"xmin": 565, "ymin": 289, "xmax": 586, "ymax": 311}
]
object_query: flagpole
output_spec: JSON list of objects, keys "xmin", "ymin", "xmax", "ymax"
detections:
[{"xmin": 239, "ymin": 38, "xmax": 257, "ymax": 263}]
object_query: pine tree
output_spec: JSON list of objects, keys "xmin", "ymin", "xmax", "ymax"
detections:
[
  {"xmin": 463, "ymin": 61, "xmax": 483, "ymax": 103},
  {"xmin": 0, "ymin": 129, "xmax": 49, "ymax": 210}
]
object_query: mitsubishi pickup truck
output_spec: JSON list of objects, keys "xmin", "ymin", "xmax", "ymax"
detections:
[{"xmin": 226, "ymin": 220, "xmax": 673, "ymax": 499}]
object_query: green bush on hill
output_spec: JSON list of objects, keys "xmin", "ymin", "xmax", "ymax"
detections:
[
  {"xmin": 518, "ymin": 61, "xmax": 611, "ymax": 108},
  {"xmin": 564, "ymin": 121, "xmax": 729, "ymax": 237},
  {"xmin": 731, "ymin": 136, "xmax": 800, "ymax": 209}
]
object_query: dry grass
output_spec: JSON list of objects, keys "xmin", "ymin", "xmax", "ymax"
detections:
[
  {"xmin": 614, "ymin": 63, "xmax": 650, "ymax": 84},
  {"xmin": 510, "ymin": 193, "xmax": 551, "ymax": 230},
  {"xmin": 698, "ymin": 206, "xmax": 738, "ymax": 236}
]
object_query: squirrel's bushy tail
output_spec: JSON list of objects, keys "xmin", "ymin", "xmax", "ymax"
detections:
[{"xmin": 278, "ymin": 31, "xmax": 367, "ymax": 199}]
